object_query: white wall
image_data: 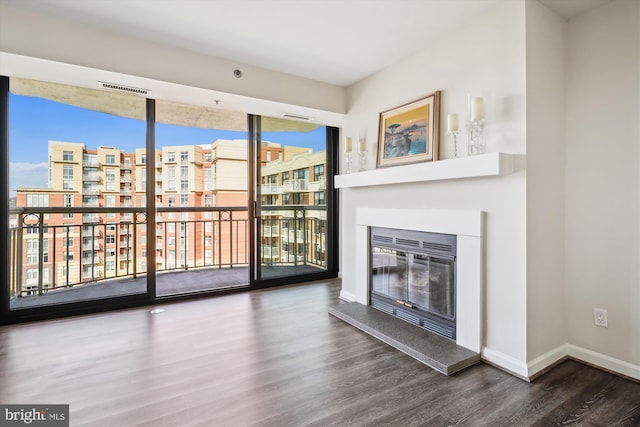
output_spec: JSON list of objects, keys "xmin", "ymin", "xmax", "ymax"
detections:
[
  {"xmin": 565, "ymin": 0, "xmax": 640, "ymax": 376},
  {"xmin": 342, "ymin": 2, "xmax": 530, "ymax": 376},
  {"xmin": 524, "ymin": 1, "xmax": 568, "ymax": 370}
]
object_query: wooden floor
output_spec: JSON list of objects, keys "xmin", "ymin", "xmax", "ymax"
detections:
[{"xmin": 1, "ymin": 279, "xmax": 639, "ymax": 426}]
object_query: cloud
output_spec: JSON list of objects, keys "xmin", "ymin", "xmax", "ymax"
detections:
[{"xmin": 9, "ymin": 162, "xmax": 49, "ymax": 196}]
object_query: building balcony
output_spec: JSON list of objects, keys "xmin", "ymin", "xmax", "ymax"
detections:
[
  {"xmin": 82, "ymin": 242, "xmax": 101, "ymax": 251},
  {"xmin": 82, "ymin": 227, "xmax": 102, "ymax": 238},
  {"xmin": 261, "ymin": 225, "xmax": 281, "ymax": 237},
  {"xmin": 120, "ymin": 163, "xmax": 132, "ymax": 170},
  {"xmin": 82, "ymin": 256, "xmax": 103, "ymax": 265},
  {"xmin": 82, "ymin": 214, "xmax": 102, "ymax": 224},
  {"xmin": 309, "ymin": 177, "xmax": 326, "ymax": 191},
  {"xmin": 261, "ymin": 245, "xmax": 280, "ymax": 259},
  {"xmin": 287, "ymin": 230, "xmax": 306, "ymax": 242},
  {"xmin": 82, "ymin": 159, "xmax": 100, "ymax": 167},
  {"xmin": 82, "ymin": 173, "xmax": 100, "ymax": 182},
  {"xmin": 282, "ymin": 179, "xmax": 309, "ymax": 193},
  {"xmin": 262, "ymin": 183, "xmax": 280, "ymax": 194},
  {"xmin": 8, "ymin": 205, "xmax": 326, "ymax": 301},
  {"xmin": 83, "ymin": 188, "xmax": 101, "ymax": 196}
]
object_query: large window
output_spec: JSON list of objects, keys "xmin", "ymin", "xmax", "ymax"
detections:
[
  {"xmin": 27, "ymin": 194, "xmax": 49, "ymax": 207},
  {"xmin": 7, "ymin": 77, "xmax": 146, "ymax": 311},
  {"xmin": 105, "ymin": 168, "xmax": 116, "ymax": 192},
  {"xmin": 3, "ymin": 76, "xmax": 337, "ymax": 323},
  {"xmin": 62, "ymin": 166, "xmax": 74, "ymax": 190}
]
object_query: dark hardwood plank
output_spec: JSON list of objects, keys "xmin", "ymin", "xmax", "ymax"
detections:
[{"xmin": 1, "ymin": 279, "xmax": 638, "ymax": 427}]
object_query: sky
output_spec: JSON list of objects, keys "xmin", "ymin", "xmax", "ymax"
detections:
[{"xmin": 9, "ymin": 93, "xmax": 326, "ymax": 196}]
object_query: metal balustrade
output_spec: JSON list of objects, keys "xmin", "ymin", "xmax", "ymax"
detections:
[
  {"xmin": 282, "ymin": 179, "xmax": 309, "ymax": 192},
  {"xmin": 8, "ymin": 206, "xmax": 327, "ymax": 298}
]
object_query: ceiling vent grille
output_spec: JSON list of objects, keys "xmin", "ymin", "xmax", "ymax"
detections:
[
  {"xmin": 282, "ymin": 113, "xmax": 312, "ymax": 121},
  {"xmin": 98, "ymin": 81, "xmax": 150, "ymax": 96}
]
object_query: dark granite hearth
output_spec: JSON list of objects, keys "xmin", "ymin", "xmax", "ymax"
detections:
[{"xmin": 328, "ymin": 302, "xmax": 480, "ymax": 375}]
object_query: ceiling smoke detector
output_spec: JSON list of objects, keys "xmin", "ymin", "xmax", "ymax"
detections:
[{"xmin": 98, "ymin": 81, "xmax": 150, "ymax": 96}]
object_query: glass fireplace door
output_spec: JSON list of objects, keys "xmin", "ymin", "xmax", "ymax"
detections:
[
  {"xmin": 406, "ymin": 254, "xmax": 455, "ymax": 321},
  {"xmin": 371, "ymin": 246, "xmax": 456, "ymax": 322}
]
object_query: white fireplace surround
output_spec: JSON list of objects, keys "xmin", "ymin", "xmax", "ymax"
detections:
[{"xmin": 344, "ymin": 208, "xmax": 484, "ymax": 353}]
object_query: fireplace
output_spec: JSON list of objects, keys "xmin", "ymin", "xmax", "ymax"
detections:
[
  {"xmin": 370, "ymin": 227, "xmax": 457, "ymax": 339},
  {"xmin": 348, "ymin": 208, "xmax": 483, "ymax": 353}
]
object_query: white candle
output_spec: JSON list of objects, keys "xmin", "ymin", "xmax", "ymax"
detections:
[
  {"xmin": 470, "ymin": 97, "xmax": 485, "ymax": 121},
  {"xmin": 345, "ymin": 137, "xmax": 352, "ymax": 152},
  {"xmin": 447, "ymin": 114, "xmax": 459, "ymax": 132}
]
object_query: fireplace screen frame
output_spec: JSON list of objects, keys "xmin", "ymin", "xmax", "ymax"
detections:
[{"xmin": 369, "ymin": 227, "xmax": 457, "ymax": 340}]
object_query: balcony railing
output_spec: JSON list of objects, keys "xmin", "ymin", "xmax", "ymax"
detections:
[
  {"xmin": 262, "ymin": 183, "xmax": 280, "ymax": 194},
  {"xmin": 282, "ymin": 179, "xmax": 308, "ymax": 193},
  {"xmin": 82, "ymin": 242, "xmax": 101, "ymax": 251},
  {"xmin": 82, "ymin": 214, "xmax": 101, "ymax": 223},
  {"xmin": 82, "ymin": 173, "xmax": 100, "ymax": 182},
  {"xmin": 309, "ymin": 177, "xmax": 327, "ymax": 191},
  {"xmin": 82, "ymin": 158, "xmax": 100, "ymax": 167},
  {"xmin": 9, "ymin": 206, "xmax": 327, "ymax": 298},
  {"xmin": 82, "ymin": 256, "xmax": 103, "ymax": 265}
]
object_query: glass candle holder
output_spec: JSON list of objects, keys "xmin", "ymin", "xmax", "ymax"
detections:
[
  {"xmin": 358, "ymin": 138, "xmax": 367, "ymax": 172},
  {"xmin": 344, "ymin": 151, "xmax": 353, "ymax": 174},
  {"xmin": 447, "ymin": 129, "xmax": 460, "ymax": 158},
  {"xmin": 466, "ymin": 119, "xmax": 485, "ymax": 155}
]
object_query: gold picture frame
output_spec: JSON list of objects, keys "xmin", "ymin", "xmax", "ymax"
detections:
[{"xmin": 376, "ymin": 91, "xmax": 440, "ymax": 168}]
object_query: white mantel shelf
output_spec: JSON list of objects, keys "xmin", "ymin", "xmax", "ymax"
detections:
[{"xmin": 334, "ymin": 152, "xmax": 515, "ymax": 189}]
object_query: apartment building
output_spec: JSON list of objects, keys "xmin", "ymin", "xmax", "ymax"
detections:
[
  {"xmin": 260, "ymin": 149, "xmax": 327, "ymax": 267},
  {"xmin": 13, "ymin": 139, "xmax": 324, "ymax": 294}
]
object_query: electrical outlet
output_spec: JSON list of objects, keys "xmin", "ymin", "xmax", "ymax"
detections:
[{"xmin": 594, "ymin": 308, "xmax": 608, "ymax": 328}]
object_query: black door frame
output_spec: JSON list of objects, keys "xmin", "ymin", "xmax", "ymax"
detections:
[{"xmin": 248, "ymin": 114, "xmax": 339, "ymax": 290}]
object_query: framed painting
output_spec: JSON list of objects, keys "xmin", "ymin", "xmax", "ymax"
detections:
[{"xmin": 376, "ymin": 91, "xmax": 440, "ymax": 168}]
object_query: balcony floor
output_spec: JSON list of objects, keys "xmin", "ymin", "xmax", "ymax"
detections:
[{"xmin": 10, "ymin": 265, "xmax": 324, "ymax": 310}]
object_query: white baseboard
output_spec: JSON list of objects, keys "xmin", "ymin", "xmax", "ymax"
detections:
[
  {"xmin": 527, "ymin": 344, "xmax": 569, "ymax": 378},
  {"xmin": 339, "ymin": 289, "xmax": 357, "ymax": 302},
  {"xmin": 481, "ymin": 347, "xmax": 529, "ymax": 379},
  {"xmin": 567, "ymin": 344, "xmax": 640, "ymax": 381}
]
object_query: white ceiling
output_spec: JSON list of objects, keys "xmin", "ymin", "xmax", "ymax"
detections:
[{"xmin": 0, "ymin": 0, "xmax": 612, "ymax": 87}]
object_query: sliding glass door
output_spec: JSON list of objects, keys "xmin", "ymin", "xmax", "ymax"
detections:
[
  {"xmin": 153, "ymin": 100, "xmax": 250, "ymax": 296},
  {"xmin": 250, "ymin": 115, "xmax": 338, "ymax": 287}
]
